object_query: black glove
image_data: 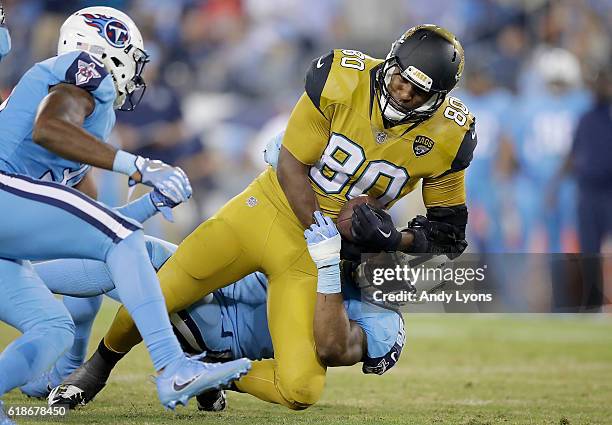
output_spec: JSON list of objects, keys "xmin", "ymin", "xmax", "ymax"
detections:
[
  {"xmin": 404, "ymin": 215, "xmax": 467, "ymax": 259},
  {"xmin": 351, "ymin": 204, "xmax": 402, "ymax": 252}
]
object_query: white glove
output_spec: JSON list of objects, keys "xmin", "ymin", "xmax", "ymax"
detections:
[{"xmin": 304, "ymin": 211, "xmax": 341, "ymax": 268}]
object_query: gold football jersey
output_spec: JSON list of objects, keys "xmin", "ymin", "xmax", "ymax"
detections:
[{"xmin": 278, "ymin": 48, "xmax": 476, "ymax": 217}]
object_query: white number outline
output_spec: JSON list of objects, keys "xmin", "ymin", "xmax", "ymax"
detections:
[
  {"xmin": 347, "ymin": 160, "xmax": 409, "ymax": 207},
  {"xmin": 310, "ymin": 133, "xmax": 410, "ymax": 207},
  {"xmin": 443, "ymin": 96, "xmax": 469, "ymax": 126},
  {"xmin": 339, "ymin": 49, "xmax": 366, "ymax": 71},
  {"xmin": 310, "ymin": 133, "xmax": 365, "ymax": 195}
]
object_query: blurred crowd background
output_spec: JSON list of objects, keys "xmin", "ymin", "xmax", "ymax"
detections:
[{"xmin": 0, "ymin": 0, "xmax": 610, "ymax": 280}]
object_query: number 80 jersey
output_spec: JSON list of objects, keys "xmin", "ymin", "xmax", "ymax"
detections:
[{"xmin": 280, "ymin": 49, "xmax": 477, "ymax": 217}]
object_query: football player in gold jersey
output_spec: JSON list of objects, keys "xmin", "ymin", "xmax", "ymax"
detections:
[{"xmin": 55, "ymin": 24, "xmax": 476, "ymax": 410}]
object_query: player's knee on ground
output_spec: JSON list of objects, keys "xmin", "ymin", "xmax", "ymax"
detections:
[{"xmin": 277, "ymin": 370, "xmax": 326, "ymax": 410}]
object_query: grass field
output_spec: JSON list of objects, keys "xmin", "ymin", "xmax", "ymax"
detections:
[{"xmin": 1, "ymin": 299, "xmax": 611, "ymax": 425}]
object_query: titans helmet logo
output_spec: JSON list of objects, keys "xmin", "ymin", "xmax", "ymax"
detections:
[{"xmin": 80, "ymin": 13, "xmax": 131, "ymax": 48}]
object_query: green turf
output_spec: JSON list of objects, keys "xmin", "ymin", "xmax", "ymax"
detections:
[{"xmin": 1, "ymin": 299, "xmax": 611, "ymax": 424}]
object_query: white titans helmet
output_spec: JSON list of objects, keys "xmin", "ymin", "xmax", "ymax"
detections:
[
  {"xmin": 536, "ymin": 47, "xmax": 582, "ymax": 89},
  {"xmin": 58, "ymin": 6, "xmax": 149, "ymax": 110}
]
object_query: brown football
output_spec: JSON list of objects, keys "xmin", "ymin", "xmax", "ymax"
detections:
[{"xmin": 336, "ymin": 194, "xmax": 382, "ymax": 241}]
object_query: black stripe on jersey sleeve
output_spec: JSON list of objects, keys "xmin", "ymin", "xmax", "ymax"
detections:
[
  {"xmin": 450, "ymin": 119, "xmax": 477, "ymax": 172},
  {"xmin": 305, "ymin": 50, "xmax": 334, "ymax": 115}
]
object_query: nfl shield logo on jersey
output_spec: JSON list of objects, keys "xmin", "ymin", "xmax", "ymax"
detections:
[
  {"xmin": 246, "ymin": 196, "xmax": 258, "ymax": 207},
  {"xmin": 375, "ymin": 131, "xmax": 388, "ymax": 145},
  {"xmin": 413, "ymin": 135, "xmax": 434, "ymax": 156},
  {"xmin": 75, "ymin": 60, "xmax": 101, "ymax": 86}
]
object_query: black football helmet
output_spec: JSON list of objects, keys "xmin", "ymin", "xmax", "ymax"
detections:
[{"xmin": 376, "ymin": 24, "xmax": 464, "ymax": 125}]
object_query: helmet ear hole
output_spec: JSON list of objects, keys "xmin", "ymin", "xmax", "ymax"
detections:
[{"xmin": 111, "ymin": 57, "xmax": 124, "ymax": 67}]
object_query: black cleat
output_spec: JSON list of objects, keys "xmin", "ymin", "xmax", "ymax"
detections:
[
  {"xmin": 47, "ymin": 351, "xmax": 113, "ymax": 409},
  {"xmin": 196, "ymin": 389, "xmax": 227, "ymax": 412},
  {"xmin": 47, "ymin": 384, "xmax": 85, "ymax": 409}
]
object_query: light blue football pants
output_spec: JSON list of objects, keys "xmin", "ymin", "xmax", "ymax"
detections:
[{"xmin": 0, "ymin": 172, "xmax": 183, "ymax": 395}]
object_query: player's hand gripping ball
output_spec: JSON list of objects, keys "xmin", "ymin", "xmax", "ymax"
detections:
[
  {"xmin": 336, "ymin": 195, "xmax": 382, "ymax": 242},
  {"xmin": 337, "ymin": 195, "xmax": 402, "ymax": 252}
]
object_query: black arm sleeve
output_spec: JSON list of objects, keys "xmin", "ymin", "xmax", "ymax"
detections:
[{"xmin": 426, "ymin": 204, "xmax": 468, "ymax": 238}]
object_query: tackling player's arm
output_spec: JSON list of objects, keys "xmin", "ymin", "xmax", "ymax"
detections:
[
  {"xmin": 278, "ymin": 53, "xmax": 333, "ymax": 228},
  {"xmin": 32, "ymin": 83, "xmax": 121, "ymax": 173},
  {"xmin": 306, "ymin": 212, "xmax": 367, "ymax": 366},
  {"xmin": 314, "ymin": 293, "xmax": 366, "ymax": 366}
]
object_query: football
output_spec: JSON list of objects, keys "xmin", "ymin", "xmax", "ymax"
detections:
[{"xmin": 336, "ymin": 194, "xmax": 382, "ymax": 241}]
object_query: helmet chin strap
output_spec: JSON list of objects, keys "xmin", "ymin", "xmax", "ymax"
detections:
[
  {"xmin": 379, "ymin": 90, "xmax": 440, "ymax": 123},
  {"xmin": 413, "ymin": 92, "xmax": 439, "ymax": 113},
  {"xmin": 113, "ymin": 91, "xmax": 126, "ymax": 109},
  {"xmin": 379, "ymin": 93, "xmax": 406, "ymax": 122}
]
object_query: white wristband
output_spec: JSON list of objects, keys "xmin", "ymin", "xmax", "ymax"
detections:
[
  {"xmin": 112, "ymin": 150, "xmax": 138, "ymax": 176},
  {"xmin": 317, "ymin": 260, "xmax": 341, "ymax": 294}
]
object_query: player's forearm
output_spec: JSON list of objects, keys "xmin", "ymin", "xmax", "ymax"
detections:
[
  {"xmin": 314, "ymin": 292, "xmax": 356, "ymax": 366},
  {"xmin": 32, "ymin": 117, "xmax": 117, "ymax": 170},
  {"xmin": 277, "ymin": 146, "xmax": 319, "ymax": 228}
]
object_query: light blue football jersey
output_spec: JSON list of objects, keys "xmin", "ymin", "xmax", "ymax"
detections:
[
  {"xmin": 177, "ymin": 272, "xmax": 405, "ymax": 375},
  {"xmin": 0, "ymin": 50, "xmax": 116, "ymax": 186},
  {"xmin": 510, "ymin": 89, "xmax": 591, "ymax": 251},
  {"xmin": 454, "ymin": 88, "xmax": 513, "ymax": 197},
  {"xmin": 511, "ymin": 89, "xmax": 591, "ymax": 185},
  {"xmin": 454, "ymin": 88, "xmax": 514, "ymax": 252}
]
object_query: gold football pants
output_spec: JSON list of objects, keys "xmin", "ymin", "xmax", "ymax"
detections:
[{"xmin": 103, "ymin": 170, "xmax": 326, "ymax": 409}]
